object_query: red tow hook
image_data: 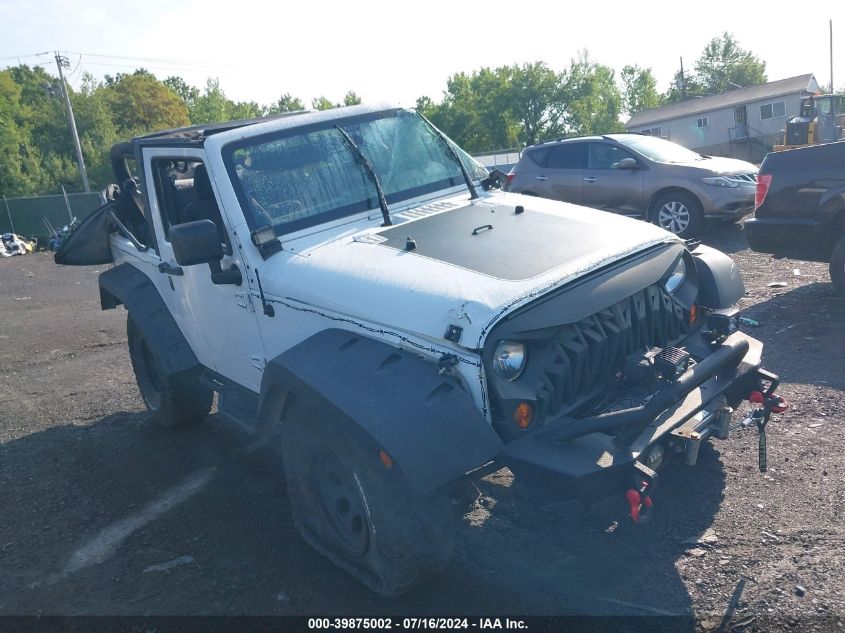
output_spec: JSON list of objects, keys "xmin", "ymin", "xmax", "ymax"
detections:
[
  {"xmin": 749, "ymin": 390, "xmax": 788, "ymax": 413},
  {"xmin": 627, "ymin": 461, "xmax": 658, "ymax": 524},
  {"xmin": 747, "ymin": 389, "xmax": 788, "ymax": 473},
  {"xmin": 626, "ymin": 488, "xmax": 653, "ymax": 524}
]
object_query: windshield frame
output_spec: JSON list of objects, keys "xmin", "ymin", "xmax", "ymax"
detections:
[{"xmin": 220, "ymin": 108, "xmax": 486, "ymax": 237}]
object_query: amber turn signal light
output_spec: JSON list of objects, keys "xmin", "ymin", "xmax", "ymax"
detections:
[
  {"xmin": 689, "ymin": 304, "xmax": 698, "ymax": 325},
  {"xmin": 378, "ymin": 449, "xmax": 393, "ymax": 469},
  {"xmin": 513, "ymin": 402, "xmax": 534, "ymax": 429}
]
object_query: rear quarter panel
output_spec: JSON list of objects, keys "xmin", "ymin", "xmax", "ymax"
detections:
[{"xmin": 757, "ymin": 142, "xmax": 845, "ymax": 224}]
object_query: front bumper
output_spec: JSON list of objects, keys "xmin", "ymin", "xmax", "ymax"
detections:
[
  {"xmin": 699, "ymin": 185, "xmax": 756, "ymax": 219},
  {"xmin": 495, "ymin": 331, "xmax": 772, "ymax": 503}
]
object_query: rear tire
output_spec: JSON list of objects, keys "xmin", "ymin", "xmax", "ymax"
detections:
[
  {"xmin": 127, "ymin": 315, "xmax": 213, "ymax": 427},
  {"xmin": 280, "ymin": 399, "xmax": 456, "ymax": 597},
  {"xmin": 651, "ymin": 191, "xmax": 704, "ymax": 238},
  {"xmin": 829, "ymin": 235, "xmax": 845, "ymax": 296}
]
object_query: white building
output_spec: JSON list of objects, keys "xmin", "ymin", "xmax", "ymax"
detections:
[{"xmin": 625, "ymin": 74, "xmax": 820, "ymax": 162}]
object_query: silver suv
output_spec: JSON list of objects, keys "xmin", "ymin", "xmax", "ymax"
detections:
[{"xmin": 507, "ymin": 133, "xmax": 757, "ymax": 238}]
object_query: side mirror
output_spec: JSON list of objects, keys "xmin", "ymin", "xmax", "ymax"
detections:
[
  {"xmin": 170, "ymin": 220, "xmax": 241, "ymax": 286},
  {"xmin": 170, "ymin": 220, "xmax": 222, "ymax": 266},
  {"xmin": 616, "ymin": 157, "xmax": 639, "ymax": 170},
  {"xmin": 481, "ymin": 168, "xmax": 510, "ymax": 190}
]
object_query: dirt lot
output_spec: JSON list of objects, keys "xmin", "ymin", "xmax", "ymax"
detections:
[{"xmin": 1, "ymin": 223, "xmax": 843, "ymax": 631}]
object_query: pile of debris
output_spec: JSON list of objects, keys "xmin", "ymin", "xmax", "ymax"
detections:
[{"xmin": 1, "ymin": 233, "xmax": 37, "ymax": 257}]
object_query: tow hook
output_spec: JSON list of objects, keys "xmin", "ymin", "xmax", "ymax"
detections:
[
  {"xmin": 626, "ymin": 461, "xmax": 658, "ymax": 524},
  {"xmin": 744, "ymin": 387, "xmax": 788, "ymax": 473}
]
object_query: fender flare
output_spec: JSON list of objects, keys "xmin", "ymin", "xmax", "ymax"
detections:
[
  {"xmin": 99, "ymin": 263, "xmax": 199, "ymax": 376},
  {"xmin": 692, "ymin": 244, "xmax": 745, "ymax": 309},
  {"xmin": 255, "ymin": 329, "xmax": 503, "ymax": 494}
]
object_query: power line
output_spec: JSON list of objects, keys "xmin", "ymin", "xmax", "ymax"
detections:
[
  {"xmin": 62, "ymin": 50, "xmax": 234, "ymax": 68},
  {"xmin": 73, "ymin": 60, "xmax": 235, "ymax": 75},
  {"xmin": 0, "ymin": 51, "xmax": 51, "ymax": 61},
  {"xmin": 0, "ymin": 61, "xmax": 53, "ymax": 71}
]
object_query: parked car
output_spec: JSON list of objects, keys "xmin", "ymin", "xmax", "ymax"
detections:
[
  {"xmin": 55, "ymin": 104, "xmax": 783, "ymax": 596},
  {"xmin": 507, "ymin": 133, "xmax": 758, "ymax": 238},
  {"xmin": 745, "ymin": 140, "xmax": 845, "ymax": 295}
]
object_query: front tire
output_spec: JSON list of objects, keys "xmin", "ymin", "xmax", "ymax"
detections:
[
  {"xmin": 280, "ymin": 399, "xmax": 456, "ymax": 596},
  {"xmin": 127, "ymin": 315, "xmax": 213, "ymax": 427},
  {"xmin": 651, "ymin": 191, "xmax": 704, "ymax": 238},
  {"xmin": 829, "ymin": 234, "xmax": 845, "ymax": 296}
]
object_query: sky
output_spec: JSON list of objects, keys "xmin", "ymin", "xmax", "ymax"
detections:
[{"xmin": 1, "ymin": 0, "xmax": 843, "ymax": 109}]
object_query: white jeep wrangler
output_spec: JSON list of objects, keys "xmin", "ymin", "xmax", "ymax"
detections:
[{"xmin": 57, "ymin": 104, "xmax": 784, "ymax": 596}]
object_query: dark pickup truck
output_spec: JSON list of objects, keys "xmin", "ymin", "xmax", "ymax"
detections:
[{"xmin": 745, "ymin": 141, "xmax": 845, "ymax": 295}]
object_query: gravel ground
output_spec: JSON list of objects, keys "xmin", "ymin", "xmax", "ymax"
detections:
[{"xmin": 1, "ymin": 223, "xmax": 843, "ymax": 632}]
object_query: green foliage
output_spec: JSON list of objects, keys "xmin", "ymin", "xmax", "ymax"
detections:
[
  {"xmin": 620, "ymin": 65, "xmax": 661, "ymax": 115},
  {"xmin": 268, "ymin": 93, "xmax": 305, "ymax": 114},
  {"xmin": 189, "ymin": 78, "xmax": 229, "ymax": 124},
  {"xmin": 0, "ymin": 71, "xmax": 43, "ymax": 195},
  {"xmin": 164, "ymin": 76, "xmax": 200, "ymax": 110},
  {"xmin": 104, "ymin": 72, "xmax": 190, "ymax": 133},
  {"xmin": 343, "ymin": 91, "xmax": 362, "ymax": 106},
  {"xmin": 311, "ymin": 91, "xmax": 363, "ymax": 111},
  {"xmin": 420, "ymin": 56, "xmax": 626, "ymax": 151},
  {"xmin": 665, "ymin": 32, "xmax": 766, "ymax": 104},
  {"xmin": 562, "ymin": 52, "xmax": 624, "ymax": 136},
  {"xmin": 694, "ymin": 32, "xmax": 766, "ymax": 94},
  {"xmin": 312, "ymin": 95, "xmax": 335, "ymax": 111}
]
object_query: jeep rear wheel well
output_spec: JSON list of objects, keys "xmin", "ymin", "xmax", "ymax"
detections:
[{"xmin": 99, "ymin": 263, "xmax": 200, "ymax": 376}]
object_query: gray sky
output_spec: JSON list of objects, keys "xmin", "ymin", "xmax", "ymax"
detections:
[{"xmin": 1, "ymin": 0, "xmax": 842, "ymax": 109}]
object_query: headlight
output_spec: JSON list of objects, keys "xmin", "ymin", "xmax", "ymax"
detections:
[
  {"xmin": 493, "ymin": 340, "xmax": 526, "ymax": 381},
  {"xmin": 664, "ymin": 257, "xmax": 687, "ymax": 294},
  {"xmin": 701, "ymin": 176, "xmax": 739, "ymax": 188}
]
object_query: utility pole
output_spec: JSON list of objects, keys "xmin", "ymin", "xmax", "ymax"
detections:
[
  {"xmin": 680, "ymin": 57, "xmax": 687, "ymax": 99},
  {"xmin": 54, "ymin": 52, "xmax": 90, "ymax": 192},
  {"xmin": 830, "ymin": 19, "xmax": 834, "ymax": 94}
]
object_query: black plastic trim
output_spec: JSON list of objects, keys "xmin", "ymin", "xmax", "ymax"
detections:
[
  {"xmin": 255, "ymin": 329, "xmax": 503, "ymax": 494},
  {"xmin": 99, "ymin": 264, "xmax": 199, "ymax": 376}
]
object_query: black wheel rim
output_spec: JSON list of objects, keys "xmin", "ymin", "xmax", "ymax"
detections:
[
  {"xmin": 140, "ymin": 339, "xmax": 163, "ymax": 410},
  {"xmin": 310, "ymin": 449, "xmax": 369, "ymax": 556}
]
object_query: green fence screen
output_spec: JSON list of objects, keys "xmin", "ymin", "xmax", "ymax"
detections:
[{"xmin": 1, "ymin": 193, "xmax": 104, "ymax": 244}]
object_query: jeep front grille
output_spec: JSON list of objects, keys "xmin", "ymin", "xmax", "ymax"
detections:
[{"xmin": 533, "ymin": 284, "xmax": 690, "ymax": 421}]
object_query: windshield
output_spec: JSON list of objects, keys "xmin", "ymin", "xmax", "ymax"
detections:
[
  {"xmin": 224, "ymin": 109, "xmax": 488, "ymax": 236},
  {"xmin": 614, "ymin": 135, "xmax": 705, "ymax": 163}
]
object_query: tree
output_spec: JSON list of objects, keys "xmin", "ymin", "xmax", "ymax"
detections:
[
  {"xmin": 312, "ymin": 95, "xmax": 335, "ymax": 111},
  {"xmin": 268, "ymin": 93, "xmax": 305, "ymax": 114},
  {"xmin": 105, "ymin": 72, "xmax": 190, "ymax": 134},
  {"xmin": 562, "ymin": 52, "xmax": 624, "ymax": 135},
  {"xmin": 506, "ymin": 62, "xmax": 566, "ymax": 145},
  {"xmin": 189, "ymin": 78, "xmax": 229, "ymax": 124},
  {"xmin": 73, "ymin": 72, "xmax": 119, "ymax": 190},
  {"xmin": 663, "ymin": 68, "xmax": 707, "ymax": 104},
  {"xmin": 415, "ymin": 96, "xmax": 436, "ymax": 116},
  {"xmin": 0, "ymin": 70, "xmax": 43, "ymax": 196},
  {"xmin": 620, "ymin": 65, "xmax": 661, "ymax": 115},
  {"xmin": 164, "ymin": 76, "xmax": 200, "ymax": 111},
  {"xmin": 342, "ymin": 91, "xmax": 362, "ymax": 106},
  {"xmin": 694, "ymin": 32, "xmax": 766, "ymax": 95},
  {"xmin": 228, "ymin": 101, "xmax": 264, "ymax": 120}
]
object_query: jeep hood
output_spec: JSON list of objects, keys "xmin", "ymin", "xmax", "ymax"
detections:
[{"xmin": 258, "ymin": 192, "xmax": 678, "ymax": 348}]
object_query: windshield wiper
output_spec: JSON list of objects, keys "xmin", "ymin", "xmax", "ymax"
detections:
[
  {"xmin": 335, "ymin": 125, "xmax": 392, "ymax": 227},
  {"xmin": 418, "ymin": 113, "xmax": 479, "ymax": 200}
]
